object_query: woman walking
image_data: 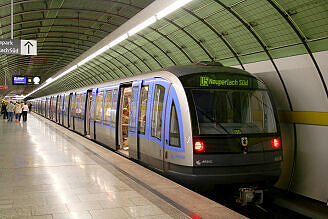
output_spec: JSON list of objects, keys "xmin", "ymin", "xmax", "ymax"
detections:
[
  {"xmin": 6, "ymin": 101, "xmax": 15, "ymax": 122},
  {"xmin": 22, "ymin": 103, "xmax": 29, "ymax": 122},
  {"xmin": 14, "ymin": 102, "xmax": 22, "ymax": 122}
]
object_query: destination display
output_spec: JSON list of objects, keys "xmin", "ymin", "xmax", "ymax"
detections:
[
  {"xmin": 179, "ymin": 72, "xmax": 259, "ymax": 89},
  {"xmin": 200, "ymin": 77, "xmax": 249, "ymax": 87},
  {"xmin": 12, "ymin": 76, "xmax": 41, "ymax": 85}
]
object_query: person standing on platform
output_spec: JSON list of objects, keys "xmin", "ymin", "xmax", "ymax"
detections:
[
  {"xmin": 22, "ymin": 103, "xmax": 29, "ymax": 122},
  {"xmin": 6, "ymin": 101, "xmax": 15, "ymax": 122},
  {"xmin": 1, "ymin": 102, "xmax": 8, "ymax": 119},
  {"xmin": 14, "ymin": 102, "xmax": 22, "ymax": 122},
  {"xmin": 28, "ymin": 102, "xmax": 32, "ymax": 112}
]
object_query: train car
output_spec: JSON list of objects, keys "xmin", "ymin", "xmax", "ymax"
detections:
[{"xmin": 30, "ymin": 62, "xmax": 282, "ymax": 203}]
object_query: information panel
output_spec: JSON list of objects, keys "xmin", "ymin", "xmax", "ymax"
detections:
[
  {"xmin": 12, "ymin": 76, "xmax": 40, "ymax": 85},
  {"xmin": 0, "ymin": 39, "xmax": 37, "ymax": 55}
]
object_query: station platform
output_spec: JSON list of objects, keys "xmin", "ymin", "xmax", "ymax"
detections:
[{"xmin": 0, "ymin": 113, "xmax": 244, "ymax": 219}]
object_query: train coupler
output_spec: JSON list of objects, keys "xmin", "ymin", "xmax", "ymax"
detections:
[{"xmin": 236, "ymin": 188, "xmax": 263, "ymax": 206}]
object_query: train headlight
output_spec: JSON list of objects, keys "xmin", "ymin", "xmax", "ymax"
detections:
[
  {"xmin": 271, "ymin": 138, "xmax": 281, "ymax": 149},
  {"xmin": 194, "ymin": 141, "xmax": 205, "ymax": 152}
]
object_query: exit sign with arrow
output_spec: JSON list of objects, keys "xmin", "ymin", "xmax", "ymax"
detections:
[
  {"xmin": 0, "ymin": 39, "xmax": 37, "ymax": 55},
  {"xmin": 21, "ymin": 40, "xmax": 37, "ymax": 55}
]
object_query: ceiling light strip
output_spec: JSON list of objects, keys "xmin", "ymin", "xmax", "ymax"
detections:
[{"xmin": 25, "ymin": 0, "xmax": 193, "ymax": 98}]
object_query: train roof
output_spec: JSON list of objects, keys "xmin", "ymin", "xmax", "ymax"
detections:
[
  {"xmin": 30, "ymin": 62, "xmax": 260, "ymax": 100},
  {"xmin": 164, "ymin": 62, "xmax": 253, "ymax": 78}
]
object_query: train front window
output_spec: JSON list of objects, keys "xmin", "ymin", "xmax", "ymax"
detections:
[{"xmin": 192, "ymin": 89, "xmax": 277, "ymax": 135}]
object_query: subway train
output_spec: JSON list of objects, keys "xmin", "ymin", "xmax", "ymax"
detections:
[{"xmin": 30, "ymin": 62, "xmax": 282, "ymax": 198}]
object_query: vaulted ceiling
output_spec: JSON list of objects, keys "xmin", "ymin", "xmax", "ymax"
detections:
[
  {"xmin": 0, "ymin": 0, "xmax": 153, "ymax": 97},
  {"xmin": 0, "ymin": 0, "xmax": 327, "ymax": 98}
]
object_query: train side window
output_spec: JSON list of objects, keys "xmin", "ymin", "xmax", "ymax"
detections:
[
  {"xmin": 111, "ymin": 89, "xmax": 118, "ymax": 128},
  {"xmin": 64, "ymin": 95, "xmax": 69, "ymax": 116},
  {"xmin": 74, "ymin": 94, "xmax": 80, "ymax": 117},
  {"xmin": 138, "ymin": 85, "xmax": 149, "ymax": 135},
  {"xmin": 78, "ymin": 94, "xmax": 83, "ymax": 119},
  {"xmin": 70, "ymin": 94, "xmax": 75, "ymax": 117},
  {"xmin": 47, "ymin": 98, "xmax": 50, "ymax": 114},
  {"xmin": 151, "ymin": 85, "xmax": 165, "ymax": 140},
  {"xmin": 54, "ymin": 97, "xmax": 57, "ymax": 113},
  {"xmin": 51, "ymin": 97, "xmax": 56, "ymax": 115},
  {"xmin": 57, "ymin": 96, "xmax": 62, "ymax": 114},
  {"xmin": 90, "ymin": 92, "xmax": 96, "ymax": 121},
  {"xmin": 129, "ymin": 86, "xmax": 139, "ymax": 133},
  {"xmin": 95, "ymin": 90, "xmax": 104, "ymax": 123},
  {"xmin": 103, "ymin": 90, "xmax": 112, "ymax": 125},
  {"xmin": 80, "ymin": 93, "xmax": 86, "ymax": 119},
  {"xmin": 169, "ymin": 102, "xmax": 181, "ymax": 147}
]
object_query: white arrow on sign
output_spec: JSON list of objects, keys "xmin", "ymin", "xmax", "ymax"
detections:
[{"xmin": 21, "ymin": 40, "xmax": 37, "ymax": 55}]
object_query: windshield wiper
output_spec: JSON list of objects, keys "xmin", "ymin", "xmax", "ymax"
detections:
[{"xmin": 196, "ymin": 106, "xmax": 229, "ymax": 134}]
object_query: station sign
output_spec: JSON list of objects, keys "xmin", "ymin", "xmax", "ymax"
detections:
[
  {"xmin": 0, "ymin": 39, "xmax": 37, "ymax": 55},
  {"xmin": 12, "ymin": 76, "xmax": 41, "ymax": 85}
]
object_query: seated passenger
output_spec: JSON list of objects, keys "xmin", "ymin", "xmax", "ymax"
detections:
[{"xmin": 122, "ymin": 108, "xmax": 129, "ymax": 136}]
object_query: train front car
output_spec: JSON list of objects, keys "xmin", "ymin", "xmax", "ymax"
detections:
[{"xmin": 171, "ymin": 63, "xmax": 282, "ymax": 203}]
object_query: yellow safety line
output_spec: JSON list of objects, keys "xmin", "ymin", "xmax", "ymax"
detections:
[{"xmin": 278, "ymin": 111, "xmax": 328, "ymax": 126}]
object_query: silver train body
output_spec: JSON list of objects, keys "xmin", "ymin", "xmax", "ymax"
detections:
[{"xmin": 30, "ymin": 63, "xmax": 282, "ymax": 188}]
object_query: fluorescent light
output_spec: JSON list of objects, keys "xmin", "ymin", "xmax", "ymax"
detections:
[
  {"xmin": 14, "ymin": 96, "xmax": 25, "ymax": 100},
  {"xmin": 46, "ymin": 78, "xmax": 53, "ymax": 83},
  {"xmin": 55, "ymin": 65, "xmax": 78, "ymax": 80},
  {"xmin": 108, "ymin": 33, "xmax": 128, "ymax": 48},
  {"xmin": 78, "ymin": 46, "xmax": 109, "ymax": 67},
  {"xmin": 156, "ymin": 0, "xmax": 192, "ymax": 19},
  {"xmin": 128, "ymin": 16, "xmax": 156, "ymax": 36}
]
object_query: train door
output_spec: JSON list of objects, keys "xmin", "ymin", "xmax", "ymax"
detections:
[
  {"xmin": 128, "ymin": 81, "xmax": 142, "ymax": 160},
  {"xmin": 52, "ymin": 96, "xmax": 56, "ymax": 121},
  {"xmin": 90, "ymin": 89, "xmax": 97, "ymax": 139},
  {"xmin": 48, "ymin": 97, "xmax": 51, "ymax": 119},
  {"xmin": 43, "ymin": 100, "xmax": 46, "ymax": 116},
  {"xmin": 136, "ymin": 81, "xmax": 152, "ymax": 163},
  {"xmin": 164, "ymin": 88, "xmax": 184, "ymax": 172},
  {"xmin": 51, "ymin": 96, "xmax": 55, "ymax": 121},
  {"xmin": 49, "ymin": 97, "xmax": 53, "ymax": 120},
  {"xmin": 57, "ymin": 95, "xmax": 62, "ymax": 124},
  {"xmin": 68, "ymin": 93, "xmax": 73, "ymax": 129},
  {"xmin": 85, "ymin": 90, "xmax": 93, "ymax": 137},
  {"xmin": 55, "ymin": 96, "xmax": 58, "ymax": 122},
  {"xmin": 63, "ymin": 94, "xmax": 69, "ymax": 126},
  {"xmin": 118, "ymin": 84, "xmax": 132, "ymax": 156},
  {"xmin": 149, "ymin": 80, "xmax": 170, "ymax": 171},
  {"xmin": 45, "ymin": 99, "xmax": 47, "ymax": 117},
  {"xmin": 47, "ymin": 98, "xmax": 51, "ymax": 119},
  {"xmin": 61, "ymin": 95, "xmax": 65, "ymax": 126},
  {"xmin": 73, "ymin": 93, "xmax": 79, "ymax": 131}
]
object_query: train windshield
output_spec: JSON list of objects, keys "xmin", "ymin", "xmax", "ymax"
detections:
[{"xmin": 192, "ymin": 89, "xmax": 277, "ymax": 135}]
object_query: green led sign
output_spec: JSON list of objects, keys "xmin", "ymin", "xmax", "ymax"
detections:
[
  {"xmin": 200, "ymin": 76, "xmax": 249, "ymax": 87},
  {"xmin": 179, "ymin": 72, "xmax": 259, "ymax": 89}
]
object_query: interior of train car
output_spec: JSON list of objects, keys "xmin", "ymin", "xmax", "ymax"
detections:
[{"xmin": 119, "ymin": 86, "xmax": 132, "ymax": 156}]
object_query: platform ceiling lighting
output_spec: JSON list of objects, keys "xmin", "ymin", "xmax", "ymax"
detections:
[
  {"xmin": 25, "ymin": 0, "xmax": 193, "ymax": 98},
  {"xmin": 46, "ymin": 78, "xmax": 53, "ymax": 83},
  {"xmin": 128, "ymin": 16, "xmax": 157, "ymax": 36},
  {"xmin": 108, "ymin": 34, "xmax": 128, "ymax": 48}
]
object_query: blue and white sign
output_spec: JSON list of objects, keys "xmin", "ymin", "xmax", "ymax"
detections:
[{"xmin": 13, "ymin": 76, "xmax": 27, "ymax": 85}]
